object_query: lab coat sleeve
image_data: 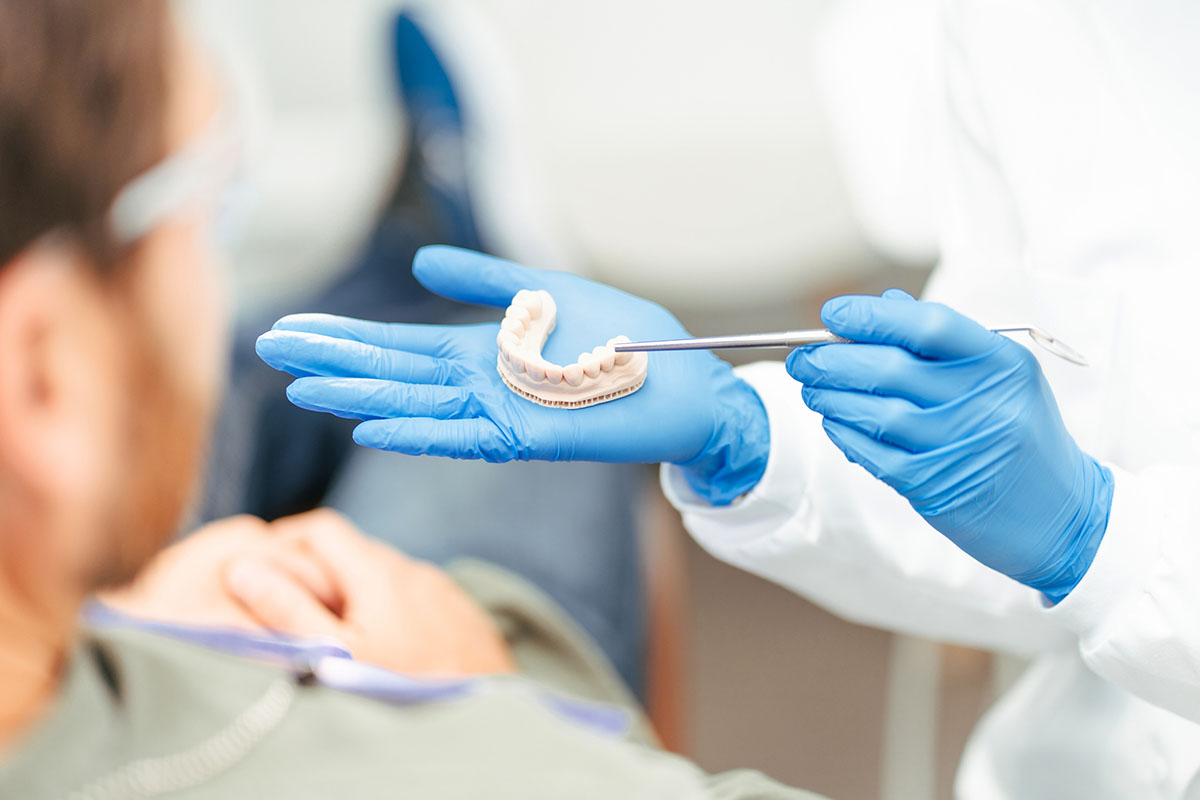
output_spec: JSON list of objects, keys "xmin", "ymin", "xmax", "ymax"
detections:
[
  {"xmin": 1045, "ymin": 464, "xmax": 1200, "ymax": 723},
  {"xmin": 929, "ymin": 0, "xmax": 1200, "ymax": 723},
  {"xmin": 661, "ymin": 361, "xmax": 1071, "ymax": 657}
]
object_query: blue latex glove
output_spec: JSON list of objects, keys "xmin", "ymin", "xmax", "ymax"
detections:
[
  {"xmin": 785, "ymin": 289, "xmax": 1114, "ymax": 601},
  {"xmin": 256, "ymin": 246, "xmax": 769, "ymax": 505}
]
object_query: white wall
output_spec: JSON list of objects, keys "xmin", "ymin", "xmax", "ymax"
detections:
[
  {"xmin": 181, "ymin": 0, "xmax": 932, "ymax": 315},
  {"xmin": 180, "ymin": 0, "xmax": 407, "ymax": 314},
  {"xmin": 459, "ymin": 0, "xmax": 878, "ymax": 308}
]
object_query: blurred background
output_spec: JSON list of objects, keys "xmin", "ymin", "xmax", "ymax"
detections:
[{"xmin": 179, "ymin": 1, "xmax": 1023, "ymax": 797}]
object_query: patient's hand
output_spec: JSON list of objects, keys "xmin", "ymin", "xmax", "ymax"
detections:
[
  {"xmin": 100, "ymin": 510, "xmax": 514, "ymax": 677},
  {"xmin": 98, "ymin": 514, "xmax": 337, "ymax": 631},
  {"xmin": 224, "ymin": 509, "xmax": 515, "ymax": 677}
]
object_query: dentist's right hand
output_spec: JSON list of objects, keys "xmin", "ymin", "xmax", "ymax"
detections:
[{"xmin": 255, "ymin": 246, "xmax": 768, "ymax": 505}]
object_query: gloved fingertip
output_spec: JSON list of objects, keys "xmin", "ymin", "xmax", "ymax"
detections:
[
  {"xmin": 882, "ymin": 288, "xmax": 916, "ymax": 302},
  {"xmin": 801, "ymin": 387, "xmax": 837, "ymax": 420},
  {"xmin": 788, "ymin": 344, "xmax": 828, "ymax": 380},
  {"xmin": 271, "ymin": 312, "xmax": 341, "ymax": 334},
  {"xmin": 820, "ymin": 296, "xmax": 853, "ymax": 328},
  {"xmin": 412, "ymin": 244, "xmax": 481, "ymax": 283},
  {"xmin": 412, "ymin": 244, "xmax": 448, "ymax": 275},
  {"xmin": 351, "ymin": 419, "xmax": 385, "ymax": 447},
  {"xmin": 412, "ymin": 246, "xmax": 525, "ymax": 307},
  {"xmin": 353, "ymin": 420, "xmax": 407, "ymax": 453},
  {"xmin": 784, "ymin": 348, "xmax": 810, "ymax": 379},
  {"xmin": 820, "ymin": 417, "xmax": 854, "ymax": 455},
  {"xmin": 270, "ymin": 314, "xmax": 304, "ymax": 332},
  {"xmin": 285, "ymin": 379, "xmax": 330, "ymax": 411},
  {"xmin": 283, "ymin": 382, "xmax": 307, "ymax": 409},
  {"xmin": 255, "ymin": 331, "xmax": 281, "ymax": 361},
  {"xmin": 414, "ymin": 243, "xmax": 465, "ymax": 260}
]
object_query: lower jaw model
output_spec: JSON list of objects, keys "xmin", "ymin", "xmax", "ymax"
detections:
[{"xmin": 496, "ymin": 289, "xmax": 648, "ymax": 409}]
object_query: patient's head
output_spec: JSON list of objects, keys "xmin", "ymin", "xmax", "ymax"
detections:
[{"xmin": 0, "ymin": 0, "xmax": 229, "ymax": 618}]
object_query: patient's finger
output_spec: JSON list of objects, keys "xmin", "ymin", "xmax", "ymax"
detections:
[
  {"xmin": 225, "ymin": 558, "xmax": 343, "ymax": 640},
  {"xmin": 257, "ymin": 330, "xmax": 455, "ymax": 384},
  {"xmin": 268, "ymin": 509, "xmax": 383, "ymax": 609},
  {"xmin": 270, "ymin": 509, "xmax": 366, "ymax": 548},
  {"xmin": 285, "ymin": 513, "xmax": 405, "ymax": 596},
  {"xmin": 253, "ymin": 545, "xmax": 342, "ymax": 615},
  {"xmin": 286, "ymin": 378, "xmax": 479, "ymax": 421}
]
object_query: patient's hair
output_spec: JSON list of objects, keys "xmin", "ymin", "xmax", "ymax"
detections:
[{"xmin": 0, "ymin": 0, "xmax": 168, "ymax": 271}]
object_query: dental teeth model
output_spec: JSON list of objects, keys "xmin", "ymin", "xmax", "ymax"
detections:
[{"xmin": 496, "ymin": 289, "xmax": 648, "ymax": 409}]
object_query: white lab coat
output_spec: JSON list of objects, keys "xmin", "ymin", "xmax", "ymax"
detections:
[{"xmin": 664, "ymin": 0, "xmax": 1200, "ymax": 796}]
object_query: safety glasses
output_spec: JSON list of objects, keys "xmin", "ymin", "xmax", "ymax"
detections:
[{"xmin": 106, "ymin": 100, "xmax": 247, "ymax": 248}]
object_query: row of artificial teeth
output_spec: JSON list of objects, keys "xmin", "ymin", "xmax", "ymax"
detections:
[
  {"xmin": 503, "ymin": 289, "xmax": 546, "ymax": 327},
  {"xmin": 494, "ymin": 292, "xmax": 634, "ymax": 387},
  {"xmin": 498, "ymin": 338, "xmax": 634, "ymax": 387},
  {"xmin": 497, "ymin": 289, "xmax": 546, "ymax": 344}
]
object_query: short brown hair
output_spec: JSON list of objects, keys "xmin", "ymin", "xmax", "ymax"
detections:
[{"xmin": 0, "ymin": 0, "xmax": 169, "ymax": 271}]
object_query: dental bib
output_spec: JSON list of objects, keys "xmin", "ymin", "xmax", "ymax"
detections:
[{"xmin": 496, "ymin": 290, "xmax": 648, "ymax": 408}]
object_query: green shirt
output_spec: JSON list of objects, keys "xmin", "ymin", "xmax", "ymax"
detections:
[{"xmin": 0, "ymin": 560, "xmax": 823, "ymax": 800}]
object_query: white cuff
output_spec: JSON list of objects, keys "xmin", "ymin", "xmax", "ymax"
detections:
[
  {"xmin": 660, "ymin": 361, "xmax": 814, "ymax": 547},
  {"xmin": 1043, "ymin": 465, "xmax": 1155, "ymax": 634}
]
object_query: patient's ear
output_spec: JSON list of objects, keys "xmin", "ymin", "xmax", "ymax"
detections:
[{"xmin": 0, "ymin": 240, "xmax": 126, "ymax": 507}]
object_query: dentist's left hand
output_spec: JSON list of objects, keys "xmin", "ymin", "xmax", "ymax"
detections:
[{"xmin": 255, "ymin": 246, "xmax": 769, "ymax": 505}]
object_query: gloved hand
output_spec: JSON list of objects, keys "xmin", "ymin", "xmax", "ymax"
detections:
[
  {"xmin": 255, "ymin": 246, "xmax": 769, "ymax": 505},
  {"xmin": 786, "ymin": 289, "xmax": 1114, "ymax": 601}
]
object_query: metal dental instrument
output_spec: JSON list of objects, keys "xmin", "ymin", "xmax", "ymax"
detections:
[{"xmin": 611, "ymin": 326, "xmax": 1090, "ymax": 366}]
